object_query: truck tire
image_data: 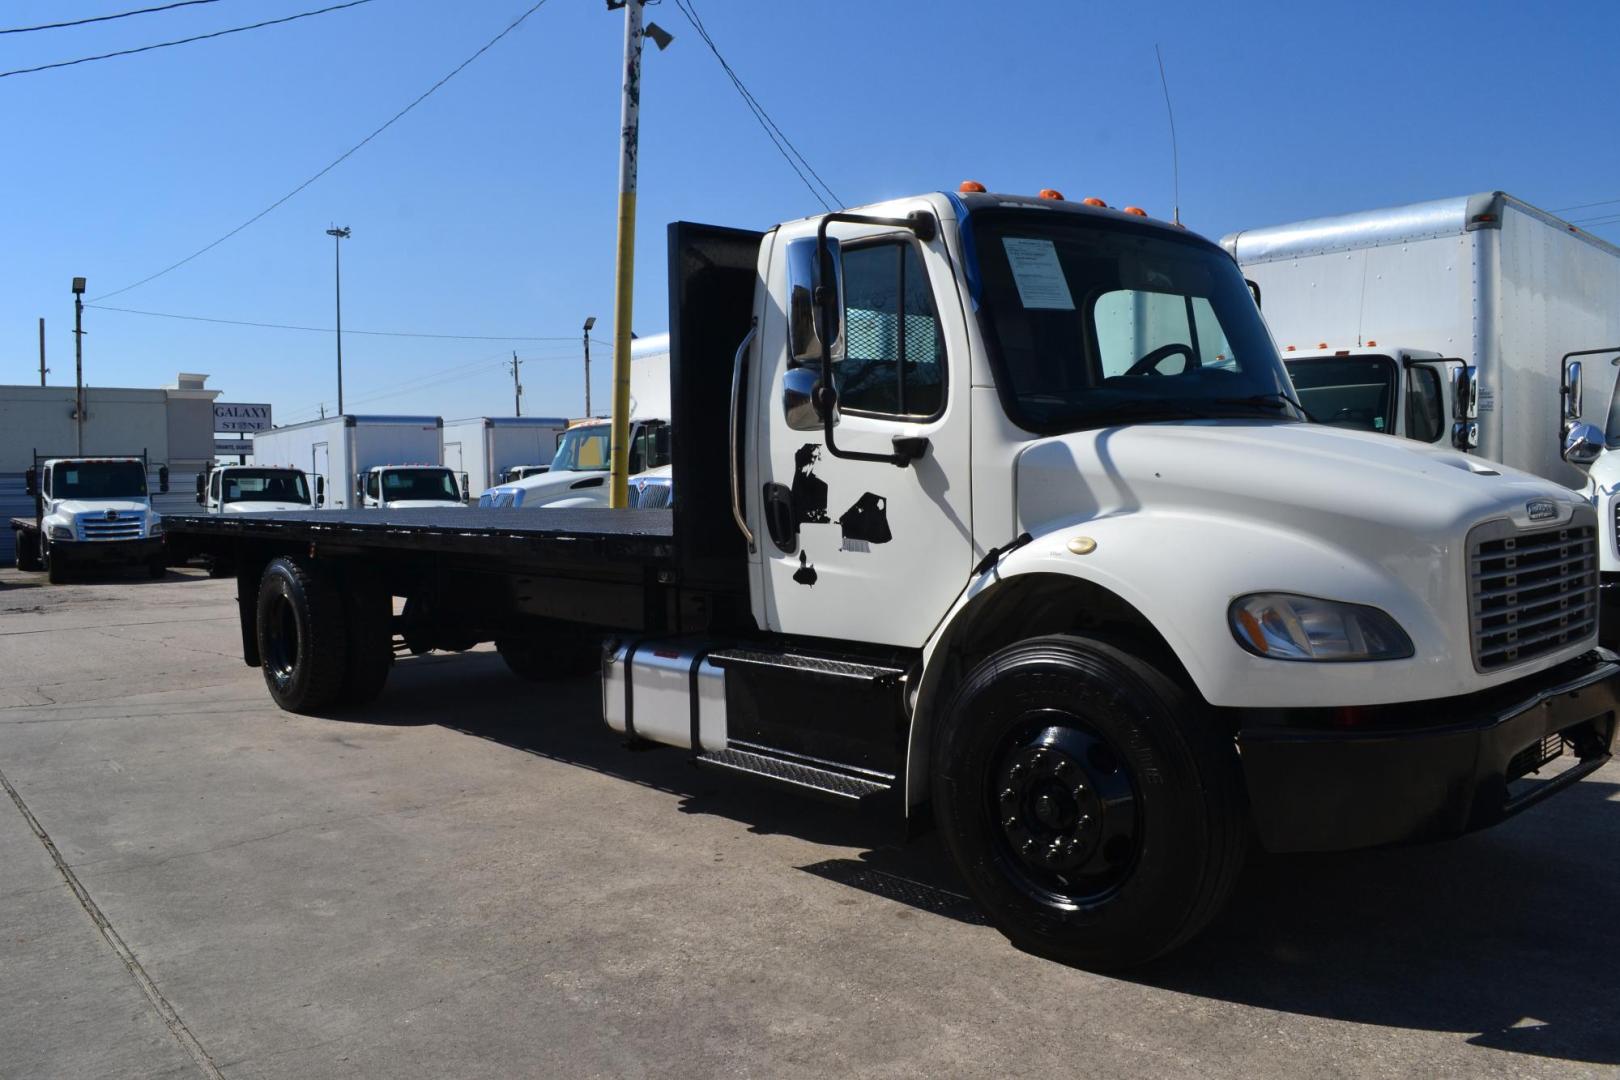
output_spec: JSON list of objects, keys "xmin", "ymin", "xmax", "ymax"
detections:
[
  {"xmin": 256, "ymin": 557, "xmax": 350, "ymax": 714},
  {"xmin": 147, "ymin": 558, "xmax": 167, "ymax": 580},
  {"xmin": 44, "ymin": 541, "xmax": 68, "ymax": 584},
  {"xmin": 338, "ymin": 585, "xmax": 394, "ymax": 707},
  {"xmin": 496, "ymin": 631, "xmax": 599, "ymax": 682},
  {"xmin": 14, "ymin": 530, "xmax": 41, "ymax": 572},
  {"xmin": 932, "ymin": 634, "xmax": 1247, "ymax": 971}
]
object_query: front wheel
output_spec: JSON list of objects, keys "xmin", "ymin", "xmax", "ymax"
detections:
[
  {"xmin": 255, "ymin": 557, "xmax": 350, "ymax": 713},
  {"xmin": 932, "ymin": 634, "xmax": 1247, "ymax": 970},
  {"xmin": 44, "ymin": 540, "xmax": 68, "ymax": 584}
]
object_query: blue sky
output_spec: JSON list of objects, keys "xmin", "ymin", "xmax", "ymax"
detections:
[{"xmin": 4, "ymin": 0, "xmax": 1618, "ymax": 426}]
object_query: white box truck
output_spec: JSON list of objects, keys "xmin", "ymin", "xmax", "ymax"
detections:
[
  {"xmin": 442, "ymin": 416, "xmax": 569, "ymax": 494},
  {"xmin": 1223, "ymin": 192, "xmax": 1620, "ymax": 640},
  {"xmin": 251, "ymin": 415, "xmax": 464, "ymax": 509}
]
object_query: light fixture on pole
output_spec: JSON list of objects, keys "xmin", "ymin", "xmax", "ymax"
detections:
[
  {"xmin": 582, "ymin": 315, "xmax": 596, "ymax": 416},
  {"xmin": 71, "ymin": 276, "xmax": 87, "ymax": 454},
  {"xmin": 326, "ymin": 226, "xmax": 351, "ymax": 415}
]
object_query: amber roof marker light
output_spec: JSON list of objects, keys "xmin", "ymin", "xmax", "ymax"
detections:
[
  {"xmin": 959, "ymin": 180, "xmax": 987, "ymax": 193},
  {"xmin": 1038, "ymin": 188, "xmax": 1066, "ymax": 201}
]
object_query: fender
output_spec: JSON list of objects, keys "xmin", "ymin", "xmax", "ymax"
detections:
[{"xmin": 903, "ymin": 508, "xmax": 1468, "ymax": 811}]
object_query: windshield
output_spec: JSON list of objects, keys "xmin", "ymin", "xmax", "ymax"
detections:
[
  {"xmin": 1286, "ymin": 356, "xmax": 1398, "ymax": 433},
  {"xmin": 382, "ymin": 468, "xmax": 459, "ymax": 501},
  {"xmin": 54, "ymin": 460, "xmax": 147, "ymax": 499},
  {"xmin": 550, "ymin": 427, "xmax": 610, "ymax": 472},
  {"xmin": 971, "ymin": 212, "xmax": 1301, "ymax": 432},
  {"xmin": 222, "ymin": 469, "xmax": 310, "ymax": 504}
]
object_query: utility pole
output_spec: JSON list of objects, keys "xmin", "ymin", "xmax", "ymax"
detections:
[
  {"xmin": 605, "ymin": 1, "xmax": 672, "ymax": 507},
  {"xmin": 509, "ymin": 351, "xmax": 523, "ymax": 416},
  {"xmin": 71, "ymin": 277, "xmax": 86, "ymax": 454},
  {"xmin": 38, "ymin": 317, "xmax": 47, "ymax": 386},
  {"xmin": 582, "ymin": 315, "xmax": 596, "ymax": 416},
  {"xmin": 327, "ymin": 226, "xmax": 351, "ymax": 414}
]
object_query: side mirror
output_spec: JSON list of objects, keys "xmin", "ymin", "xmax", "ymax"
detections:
[
  {"xmin": 1451, "ymin": 364, "xmax": 1480, "ymax": 449},
  {"xmin": 24, "ymin": 467, "xmax": 38, "ymax": 496},
  {"xmin": 786, "ymin": 236, "xmax": 844, "ymax": 367},
  {"xmin": 1563, "ymin": 421, "xmax": 1604, "ymax": 467},
  {"xmin": 356, "ymin": 474, "xmax": 366, "ymax": 500},
  {"xmin": 158, "ymin": 465, "xmax": 170, "ymax": 493},
  {"xmin": 195, "ymin": 472, "xmax": 206, "ymax": 496},
  {"xmin": 459, "ymin": 472, "xmax": 470, "ymax": 502},
  {"xmin": 195, "ymin": 491, "xmax": 204, "ymax": 505},
  {"xmin": 1246, "ymin": 278, "xmax": 1262, "ymax": 310},
  {"xmin": 1563, "ymin": 360, "xmax": 1584, "ymax": 423}
]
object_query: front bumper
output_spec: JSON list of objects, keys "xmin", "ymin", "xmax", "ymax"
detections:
[
  {"xmin": 52, "ymin": 536, "xmax": 165, "ymax": 565},
  {"xmin": 1239, "ymin": 651, "xmax": 1618, "ymax": 853}
]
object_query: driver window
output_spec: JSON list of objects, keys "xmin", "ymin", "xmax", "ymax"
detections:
[
  {"xmin": 1094, "ymin": 290, "xmax": 1196, "ymax": 376},
  {"xmin": 365, "ymin": 472, "xmax": 379, "ymax": 499},
  {"xmin": 1406, "ymin": 366, "xmax": 1444, "ymax": 442},
  {"xmin": 41, "ymin": 466, "xmax": 51, "ymax": 498},
  {"xmin": 210, "ymin": 471, "xmax": 221, "ymax": 501}
]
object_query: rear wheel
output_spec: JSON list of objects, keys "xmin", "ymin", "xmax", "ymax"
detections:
[
  {"xmin": 932, "ymin": 634, "xmax": 1247, "ymax": 970},
  {"xmin": 496, "ymin": 628, "xmax": 600, "ymax": 682},
  {"xmin": 14, "ymin": 530, "xmax": 41, "ymax": 571},
  {"xmin": 255, "ymin": 557, "xmax": 350, "ymax": 713},
  {"xmin": 338, "ymin": 583, "xmax": 394, "ymax": 707}
]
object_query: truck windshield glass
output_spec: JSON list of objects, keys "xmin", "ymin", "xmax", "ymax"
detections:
[
  {"xmin": 222, "ymin": 470, "xmax": 310, "ymax": 504},
  {"xmin": 1285, "ymin": 356, "xmax": 1398, "ymax": 433},
  {"xmin": 971, "ymin": 213, "xmax": 1301, "ymax": 432},
  {"xmin": 54, "ymin": 461, "xmax": 147, "ymax": 499},
  {"xmin": 550, "ymin": 427, "xmax": 609, "ymax": 472},
  {"xmin": 382, "ymin": 469, "xmax": 459, "ymax": 501}
]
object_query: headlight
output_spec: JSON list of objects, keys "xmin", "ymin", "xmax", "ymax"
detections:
[
  {"xmin": 1229, "ymin": 593, "xmax": 1413, "ymax": 662},
  {"xmin": 49, "ymin": 524, "xmax": 74, "ymax": 540},
  {"xmin": 148, "ymin": 518, "xmax": 164, "ymax": 536}
]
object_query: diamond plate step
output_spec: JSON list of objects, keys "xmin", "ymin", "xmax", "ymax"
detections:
[{"xmin": 695, "ymin": 747, "xmax": 893, "ymax": 803}]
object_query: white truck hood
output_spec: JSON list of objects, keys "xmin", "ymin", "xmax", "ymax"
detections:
[
  {"xmin": 382, "ymin": 499, "xmax": 467, "ymax": 510},
  {"xmin": 222, "ymin": 501, "xmax": 313, "ymax": 514},
  {"xmin": 489, "ymin": 469, "xmax": 609, "ymax": 503},
  {"xmin": 54, "ymin": 498, "xmax": 151, "ymax": 518}
]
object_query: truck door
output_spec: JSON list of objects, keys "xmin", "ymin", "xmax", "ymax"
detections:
[
  {"xmin": 754, "ymin": 207, "xmax": 973, "ymax": 648},
  {"xmin": 209, "ymin": 469, "xmax": 223, "ymax": 511}
]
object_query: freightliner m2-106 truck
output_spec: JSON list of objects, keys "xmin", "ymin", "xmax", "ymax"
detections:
[
  {"xmin": 13, "ymin": 453, "xmax": 170, "ymax": 582},
  {"xmin": 163, "ymin": 189, "xmax": 1619, "ymax": 969},
  {"xmin": 250, "ymin": 415, "xmax": 466, "ymax": 510}
]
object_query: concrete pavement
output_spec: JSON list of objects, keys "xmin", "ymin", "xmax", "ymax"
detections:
[{"xmin": 2, "ymin": 566, "xmax": 1617, "ymax": 1079}]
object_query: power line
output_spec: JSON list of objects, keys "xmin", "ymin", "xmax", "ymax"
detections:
[
  {"xmin": 90, "ymin": 0, "xmax": 552, "ymax": 302},
  {"xmin": 0, "ymin": 0, "xmax": 374, "ymax": 79},
  {"xmin": 670, "ymin": 0, "xmax": 841, "ymax": 211},
  {"xmin": 1555, "ymin": 197, "xmax": 1620, "ymax": 213},
  {"xmin": 87, "ymin": 303, "xmax": 578, "ymax": 341},
  {"xmin": 1, "ymin": 0, "xmax": 226, "ymax": 35},
  {"xmin": 281, "ymin": 349, "xmax": 580, "ymax": 423}
]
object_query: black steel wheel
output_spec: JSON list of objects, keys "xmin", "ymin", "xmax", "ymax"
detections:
[
  {"xmin": 255, "ymin": 557, "xmax": 350, "ymax": 713},
  {"xmin": 933, "ymin": 634, "xmax": 1246, "ymax": 970}
]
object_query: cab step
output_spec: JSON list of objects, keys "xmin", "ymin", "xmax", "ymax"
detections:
[{"xmin": 695, "ymin": 742, "xmax": 895, "ymax": 804}]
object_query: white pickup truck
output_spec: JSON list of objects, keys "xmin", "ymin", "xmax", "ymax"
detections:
[{"xmin": 12, "ymin": 455, "xmax": 170, "ymax": 582}]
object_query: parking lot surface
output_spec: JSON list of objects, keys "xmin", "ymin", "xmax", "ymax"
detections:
[{"xmin": 2, "ymin": 567, "xmax": 1618, "ymax": 1079}]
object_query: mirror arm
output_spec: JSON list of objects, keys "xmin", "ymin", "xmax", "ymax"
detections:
[{"xmin": 812, "ymin": 212, "xmax": 938, "ymax": 468}]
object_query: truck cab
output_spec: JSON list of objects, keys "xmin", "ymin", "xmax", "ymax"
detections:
[
  {"xmin": 1281, "ymin": 346, "xmax": 1458, "ymax": 441},
  {"xmin": 13, "ymin": 456, "xmax": 169, "ymax": 582},
  {"xmin": 480, "ymin": 418, "xmax": 669, "ymax": 508},
  {"xmin": 197, "ymin": 464, "xmax": 319, "ymax": 514},
  {"xmin": 358, "ymin": 465, "xmax": 465, "ymax": 510}
]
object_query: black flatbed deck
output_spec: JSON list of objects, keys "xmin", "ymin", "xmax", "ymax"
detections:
[{"xmin": 163, "ymin": 506, "xmax": 675, "ymax": 571}]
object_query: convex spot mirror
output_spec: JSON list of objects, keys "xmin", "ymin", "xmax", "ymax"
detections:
[
  {"xmin": 24, "ymin": 467, "xmax": 38, "ymax": 496},
  {"xmin": 315, "ymin": 476, "xmax": 325, "ymax": 506},
  {"xmin": 1563, "ymin": 421, "xmax": 1604, "ymax": 467},
  {"xmin": 158, "ymin": 466, "xmax": 170, "ymax": 493}
]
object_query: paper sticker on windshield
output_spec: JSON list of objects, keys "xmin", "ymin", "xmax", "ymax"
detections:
[{"xmin": 1001, "ymin": 237, "xmax": 1074, "ymax": 310}]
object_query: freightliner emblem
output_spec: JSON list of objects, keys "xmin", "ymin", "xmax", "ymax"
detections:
[{"xmin": 1526, "ymin": 499, "xmax": 1558, "ymax": 522}]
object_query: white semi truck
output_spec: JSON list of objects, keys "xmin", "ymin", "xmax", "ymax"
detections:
[
  {"xmin": 11, "ymin": 452, "xmax": 170, "ymax": 582},
  {"xmin": 250, "ymin": 415, "xmax": 465, "ymax": 510},
  {"xmin": 165, "ymin": 188, "xmax": 1617, "ymax": 969},
  {"xmin": 1222, "ymin": 192, "xmax": 1620, "ymax": 640},
  {"xmin": 442, "ymin": 416, "xmax": 569, "ymax": 495}
]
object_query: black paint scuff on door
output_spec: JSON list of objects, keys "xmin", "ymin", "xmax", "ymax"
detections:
[
  {"xmin": 793, "ymin": 551, "xmax": 818, "ymax": 586},
  {"xmin": 837, "ymin": 492, "xmax": 891, "ymax": 545},
  {"xmin": 792, "ymin": 444, "xmax": 830, "ymax": 523}
]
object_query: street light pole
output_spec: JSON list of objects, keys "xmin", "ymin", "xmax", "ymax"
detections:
[
  {"xmin": 327, "ymin": 226, "xmax": 351, "ymax": 414},
  {"xmin": 582, "ymin": 315, "xmax": 596, "ymax": 416},
  {"xmin": 71, "ymin": 277, "xmax": 86, "ymax": 454}
]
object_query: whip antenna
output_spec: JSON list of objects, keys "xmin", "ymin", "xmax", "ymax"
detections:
[{"xmin": 1154, "ymin": 44, "xmax": 1180, "ymax": 225}]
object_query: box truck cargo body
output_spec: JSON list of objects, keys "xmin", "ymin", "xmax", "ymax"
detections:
[
  {"xmin": 251, "ymin": 416, "xmax": 445, "ymax": 510},
  {"xmin": 442, "ymin": 416, "xmax": 568, "ymax": 494},
  {"xmin": 1222, "ymin": 192, "xmax": 1620, "ymax": 492}
]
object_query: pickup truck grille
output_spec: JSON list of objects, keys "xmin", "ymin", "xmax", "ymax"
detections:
[
  {"xmin": 1468, "ymin": 518, "xmax": 1597, "ymax": 671},
  {"xmin": 78, "ymin": 517, "xmax": 143, "ymax": 541}
]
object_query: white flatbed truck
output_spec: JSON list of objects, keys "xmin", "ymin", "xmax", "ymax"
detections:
[{"xmin": 163, "ymin": 188, "xmax": 1619, "ymax": 969}]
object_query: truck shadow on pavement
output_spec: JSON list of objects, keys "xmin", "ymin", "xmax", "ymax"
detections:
[{"xmin": 378, "ymin": 650, "xmax": 1620, "ymax": 1067}]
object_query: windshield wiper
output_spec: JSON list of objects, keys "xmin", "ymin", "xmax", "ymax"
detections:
[{"xmin": 1213, "ymin": 391, "xmax": 1317, "ymax": 422}]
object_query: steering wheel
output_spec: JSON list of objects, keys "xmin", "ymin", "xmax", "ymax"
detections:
[{"xmin": 1124, "ymin": 342, "xmax": 1195, "ymax": 377}]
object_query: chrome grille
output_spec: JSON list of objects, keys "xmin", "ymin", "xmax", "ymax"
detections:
[
  {"xmin": 78, "ymin": 517, "xmax": 143, "ymax": 541},
  {"xmin": 630, "ymin": 481, "xmax": 672, "ymax": 509},
  {"xmin": 1467, "ymin": 518, "xmax": 1597, "ymax": 671}
]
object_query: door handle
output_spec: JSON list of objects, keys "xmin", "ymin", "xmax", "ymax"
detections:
[{"xmin": 762, "ymin": 483, "xmax": 797, "ymax": 553}]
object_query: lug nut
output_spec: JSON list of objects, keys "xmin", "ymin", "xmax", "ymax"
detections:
[
  {"xmin": 1004, "ymin": 815, "xmax": 1021, "ymax": 830},
  {"xmin": 1000, "ymin": 786, "xmax": 1018, "ymax": 804},
  {"xmin": 1053, "ymin": 758, "xmax": 1072, "ymax": 776}
]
